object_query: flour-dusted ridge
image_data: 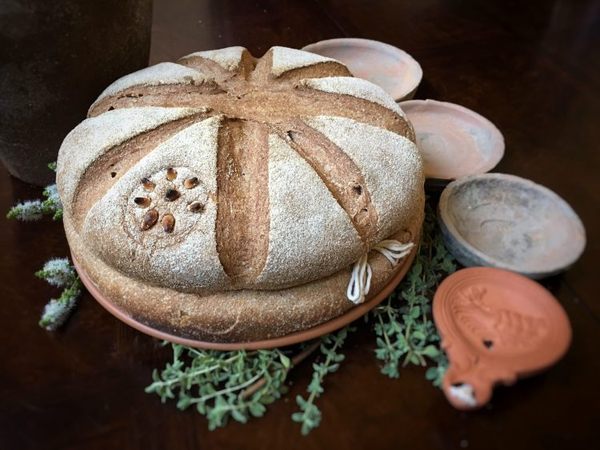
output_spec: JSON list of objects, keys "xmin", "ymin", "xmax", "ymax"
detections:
[
  {"xmin": 254, "ymin": 134, "xmax": 363, "ymax": 288},
  {"xmin": 92, "ymin": 63, "xmax": 209, "ymax": 107},
  {"xmin": 181, "ymin": 46, "xmax": 247, "ymax": 71},
  {"xmin": 83, "ymin": 117, "xmax": 229, "ymax": 292},
  {"xmin": 270, "ymin": 46, "xmax": 337, "ymax": 76},
  {"xmin": 306, "ymin": 115, "xmax": 424, "ymax": 243},
  {"xmin": 300, "ymin": 76, "xmax": 406, "ymax": 118},
  {"xmin": 57, "ymin": 107, "xmax": 202, "ymax": 217}
]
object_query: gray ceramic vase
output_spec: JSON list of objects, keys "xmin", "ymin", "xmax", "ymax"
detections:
[{"xmin": 0, "ymin": 0, "xmax": 153, "ymax": 186}]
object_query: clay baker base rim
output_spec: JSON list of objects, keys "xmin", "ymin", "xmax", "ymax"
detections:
[{"xmin": 72, "ymin": 237, "xmax": 418, "ymax": 350}]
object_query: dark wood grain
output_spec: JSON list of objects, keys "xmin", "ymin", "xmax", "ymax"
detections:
[{"xmin": 1, "ymin": 0, "xmax": 599, "ymax": 449}]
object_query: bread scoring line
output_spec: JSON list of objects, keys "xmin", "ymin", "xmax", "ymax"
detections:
[
  {"xmin": 73, "ymin": 111, "xmax": 412, "ymax": 290},
  {"xmin": 87, "ymin": 74, "xmax": 412, "ymax": 141},
  {"xmin": 269, "ymin": 120, "xmax": 379, "ymax": 248}
]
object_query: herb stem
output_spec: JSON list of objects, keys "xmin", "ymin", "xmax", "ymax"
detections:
[
  {"xmin": 306, "ymin": 337, "xmax": 342, "ymax": 409},
  {"xmin": 149, "ymin": 353, "xmax": 246, "ymax": 391},
  {"xmin": 241, "ymin": 340, "xmax": 320, "ymax": 400},
  {"xmin": 190, "ymin": 370, "xmax": 268, "ymax": 404},
  {"xmin": 377, "ymin": 311, "xmax": 394, "ymax": 350}
]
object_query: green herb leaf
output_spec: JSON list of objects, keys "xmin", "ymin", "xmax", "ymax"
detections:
[
  {"xmin": 292, "ymin": 327, "xmax": 352, "ymax": 436},
  {"xmin": 146, "ymin": 344, "xmax": 292, "ymax": 431},
  {"xmin": 371, "ymin": 202, "xmax": 456, "ymax": 386}
]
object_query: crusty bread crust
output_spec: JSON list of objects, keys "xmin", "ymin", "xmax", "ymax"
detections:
[
  {"xmin": 56, "ymin": 46, "xmax": 425, "ymax": 341},
  {"xmin": 66, "ymin": 203, "xmax": 423, "ymax": 342}
]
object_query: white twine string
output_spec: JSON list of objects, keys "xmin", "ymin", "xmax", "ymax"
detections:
[
  {"xmin": 346, "ymin": 240, "xmax": 414, "ymax": 304},
  {"xmin": 372, "ymin": 240, "xmax": 414, "ymax": 265},
  {"xmin": 346, "ymin": 254, "xmax": 373, "ymax": 304}
]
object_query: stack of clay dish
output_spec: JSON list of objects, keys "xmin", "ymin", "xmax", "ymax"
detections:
[
  {"xmin": 302, "ymin": 38, "xmax": 422, "ymax": 101},
  {"xmin": 438, "ymin": 173, "xmax": 586, "ymax": 279},
  {"xmin": 399, "ymin": 100, "xmax": 505, "ymax": 188},
  {"xmin": 433, "ymin": 267, "xmax": 572, "ymax": 410}
]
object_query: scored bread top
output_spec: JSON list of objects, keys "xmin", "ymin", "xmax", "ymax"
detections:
[{"xmin": 56, "ymin": 46, "xmax": 423, "ymax": 293}]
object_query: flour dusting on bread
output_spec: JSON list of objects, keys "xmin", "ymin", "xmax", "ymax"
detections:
[
  {"xmin": 306, "ymin": 115, "xmax": 424, "ymax": 242},
  {"xmin": 270, "ymin": 46, "xmax": 337, "ymax": 76},
  {"xmin": 82, "ymin": 117, "xmax": 228, "ymax": 292},
  {"xmin": 182, "ymin": 46, "xmax": 247, "ymax": 71},
  {"xmin": 300, "ymin": 76, "xmax": 406, "ymax": 117},
  {"xmin": 254, "ymin": 134, "xmax": 363, "ymax": 288},
  {"xmin": 57, "ymin": 107, "xmax": 201, "ymax": 217},
  {"xmin": 93, "ymin": 63, "xmax": 208, "ymax": 106}
]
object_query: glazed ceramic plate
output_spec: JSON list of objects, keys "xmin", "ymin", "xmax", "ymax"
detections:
[
  {"xmin": 438, "ymin": 173, "xmax": 586, "ymax": 279},
  {"xmin": 433, "ymin": 267, "xmax": 572, "ymax": 410},
  {"xmin": 399, "ymin": 100, "xmax": 504, "ymax": 182},
  {"xmin": 72, "ymin": 235, "xmax": 418, "ymax": 350},
  {"xmin": 302, "ymin": 38, "xmax": 422, "ymax": 101}
]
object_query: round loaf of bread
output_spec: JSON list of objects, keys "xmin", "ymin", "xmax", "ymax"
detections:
[{"xmin": 56, "ymin": 46, "xmax": 424, "ymax": 342}]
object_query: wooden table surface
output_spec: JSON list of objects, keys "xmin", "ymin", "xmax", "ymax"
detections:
[{"xmin": 1, "ymin": 1, "xmax": 599, "ymax": 449}]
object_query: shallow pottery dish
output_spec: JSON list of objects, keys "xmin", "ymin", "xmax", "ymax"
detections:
[
  {"xmin": 56, "ymin": 46, "xmax": 425, "ymax": 346},
  {"xmin": 399, "ymin": 100, "xmax": 504, "ymax": 183},
  {"xmin": 302, "ymin": 38, "xmax": 422, "ymax": 101},
  {"xmin": 433, "ymin": 267, "xmax": 572, "ymax": 410},
  {"xmin": 438, "ymin": 173, "xmax": 586, "ymax": 279}
]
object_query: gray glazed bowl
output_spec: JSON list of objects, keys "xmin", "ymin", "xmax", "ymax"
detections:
[{"xmin": 438, "ymin": 173, "xmax": 586, "ymax": 279}]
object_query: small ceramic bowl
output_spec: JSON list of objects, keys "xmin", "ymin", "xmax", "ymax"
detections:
[
  {"xmin": 438, "ymin": 173, "xmax": 586, "ymax": 279},
  {"xmin": 399, "ymin": 100, "xmax": 504, "ymax": 183},
  {"xmin": 302, "ymin": 38, "xmax": 422, "ymax": 101}
]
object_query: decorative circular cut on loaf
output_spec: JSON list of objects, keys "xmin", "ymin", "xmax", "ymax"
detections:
[{"xmin": 56, "ymin": 46, "xmax": 424, "ymax": 341}]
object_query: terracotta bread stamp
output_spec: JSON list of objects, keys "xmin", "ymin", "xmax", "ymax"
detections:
[
  {"xmin": 433, "ymin": 267, "xmax": 572, "ymax": 410},
  {"xmin": 56, "ymin": 46, "xmax": 425, "ymax": 343}
]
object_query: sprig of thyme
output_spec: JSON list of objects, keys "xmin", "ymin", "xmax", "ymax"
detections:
[
  {"xmin": 371, "ymin": 203, "xmax": 456, "ymax": 384},
  {"xmin": 146, "ymin": 343, "xmax": 304, "ymax": 430},
  {"xmin": 292, "ymin": 327, "xmax": 352, "ymax": 435},
  {"xmin": 7, "ymin": 163, "xmax": 75, "ymax": 329},
  {"xmin": 36, "ymin": 258, "xmax": 83, "ymax": 330},
  {"xmin": 6, "ymin": 162, "xmax": 62, "ymax": 221}
]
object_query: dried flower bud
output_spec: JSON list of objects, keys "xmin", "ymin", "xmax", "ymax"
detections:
[
  {"xmin": 133, "ymin": 197, "xmax": 151, "ymax": 207},
  {"xmin": 141, "ymin": 177, "xmax": 155, "ymax": 191},
  {"xmin": 141, "ymin": 208, "xmax": 159, "ymax": 230},
  {"xmin": 184, "ymin": 177, "xmax": 199, "ymax": 189},
  {"xmin": 187, "ymin": 201, "xmax": 205, "ymax": 213},
  {"xmin": 162, "ymin": 213, "xmax": 175, "ymax": 233},
  {"xmin": 165, "ymin": 189, "xmax": 181, "ymax": 202},
  {"xmin": 166, "ymin": 167, "xmax": 177, "ymax": 181}
]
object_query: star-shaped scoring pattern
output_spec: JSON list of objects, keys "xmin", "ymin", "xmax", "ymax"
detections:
[{"xmin": 71, "ymin": 46, "xmax": 418, "ymax": 287}]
